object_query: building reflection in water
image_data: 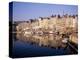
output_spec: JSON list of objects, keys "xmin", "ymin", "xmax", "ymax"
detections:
[{"xmin": 16, "ymin": 33, "xmax": 68, "ymax": 49}]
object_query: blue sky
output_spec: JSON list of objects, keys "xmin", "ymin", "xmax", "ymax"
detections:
[{"xmin": 12, "ymin": 2, "xmax": 78, "ymax": 21}]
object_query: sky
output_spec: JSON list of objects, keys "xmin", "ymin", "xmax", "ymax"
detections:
[{"xmin": 12, "ymin": 2, "xmax": 78, "ymax": 21}]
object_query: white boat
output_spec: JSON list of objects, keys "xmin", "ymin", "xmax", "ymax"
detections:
[
  {"xmin": 49, "ymin": 31, "xmax": 53, "ymax": 34},
  {"xmin": 62, "ymin": 38, "xmax": 68, "ymax": 43},
  {"xmin": 24, "ymin": 31, "xmax": 32, "ymax": 36}
]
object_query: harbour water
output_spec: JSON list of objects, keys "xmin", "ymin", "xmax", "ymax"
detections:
[{"xmin": 12, "ymin": 33, "xmax": 78, "ymax": 58}]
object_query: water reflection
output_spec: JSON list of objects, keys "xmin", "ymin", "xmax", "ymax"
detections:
[
  {"xmin": 16, "ymin": 33, "xmax": 67, "ymax": 49},
  {"xmin": 12, "ymin": 33, "xmax": 77, "ymax": 58}
]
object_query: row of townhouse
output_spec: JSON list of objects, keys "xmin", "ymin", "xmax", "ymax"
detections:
[{"xmin": 16, "ymin": 14, "xmax": 78, "ymax": 34}]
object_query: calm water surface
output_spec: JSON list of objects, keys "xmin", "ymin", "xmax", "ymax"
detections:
[{"xmin": 12, "ymin": 33, "xmax": 77, "ymax": 58}]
